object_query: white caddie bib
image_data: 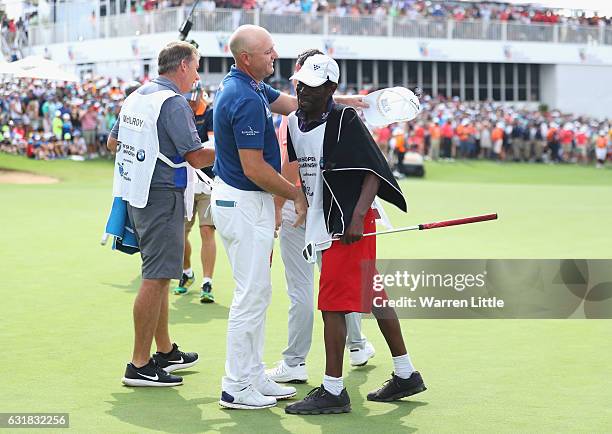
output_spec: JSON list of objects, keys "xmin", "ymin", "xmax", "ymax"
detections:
[
  {"xmin": 112, "ymin": 89, "xmax": 196, "ymax": 218},
  {"xmin": 287, "ymin": 113, "xmax": 331, "ymax": 254}
]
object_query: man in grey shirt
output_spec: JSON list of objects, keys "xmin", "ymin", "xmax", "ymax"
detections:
[{"xmin": 107, "ymin": 41, "xmax": 215, "ymax": 387}]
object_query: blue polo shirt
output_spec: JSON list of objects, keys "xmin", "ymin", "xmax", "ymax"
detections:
[{"xmin": 213, "ymin": 65, "xmax": 281, "ymax": 191}]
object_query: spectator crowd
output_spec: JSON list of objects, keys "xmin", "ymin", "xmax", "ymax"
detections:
[
  {"xmin": 139, "ymin": 0, "xmax": 612, "ymax": 27},
  {"xmin": 367, "ymin": 96, "xmax": 612, "ymax": 171},
  {"xmin": 0, "ymin": 76, "xmax": 133, "ymax": 160},
  {"xmin": 1, "ymin": 76, "xmax": 610, "ymax": 169}
]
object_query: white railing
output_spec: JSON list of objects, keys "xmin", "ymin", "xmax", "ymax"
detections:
[
  {"xmin": 558, "ymin": 24, "xmax": 601, "ymax": 44},
  {"xmin": 191, "ymin": 9, "xmax": 256, "ymax": 33},
  {"xmin": 393, "ymin": 18, "xmax": 447, "ymax": 39},
  {"xmin": 25, "ymin": 8, "xmax": 612, "ymax": 47},
  {"xmin": 506, "ymin": 22, "xmax": 554, "ymax": 42},
  {"xmin": 260, "ymin": 12, "xmax": 323, "ymax": 35},
  {"xmin": 452, "ymin": 20, "xmax": 503, "ymax": 41},
  {"xmin": 328, "ymin": 15, "xmax": 387, "ymax": 37}
]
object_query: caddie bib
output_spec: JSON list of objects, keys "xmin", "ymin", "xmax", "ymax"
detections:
[{"xmin": 112, "ymin": 89, "xmax": 196, "ymax": 218}]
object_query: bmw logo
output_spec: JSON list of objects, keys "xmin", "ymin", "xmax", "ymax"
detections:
[
  {"xmin": 136, "ymin": 149, "xmax": 146, "ymax": 162},
  {"xmin": 118, "ymin": 163, "xmax": 124, "ymax": 176}
]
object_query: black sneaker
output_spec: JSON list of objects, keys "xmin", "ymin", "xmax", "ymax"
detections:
[
  {"xmin": 153, "ymin": 343, "xmax": 199, "ymax": 373},
  {"xmin": 121, "ymin": 358, "xmax": 183, "ymax": 387},
  {"xmin": 367, "ymin": 371, "xmax": 426, "ymax": 402},
  {"xmin": 285, "ymin": 385, "xmax": 351, "ymax": 415},
  {"xmin": 200, "ymin": 282, "xmax": 215, "ymax": 303}
]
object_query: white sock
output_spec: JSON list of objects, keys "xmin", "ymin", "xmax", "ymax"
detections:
[
  {"xmin": 202, "ymin": 276, "xmax": 212, "ymax": 284},
  {"xmin": 392, "ymin": 354, "xmax": 415, "ymax": 379},
  {"xmin": 322, "ymin": 375, "xmax": 344, "ymax": 396},
  {"xmin": 183, "ymin": 268, "xmax": 193, "ymax": 277}
]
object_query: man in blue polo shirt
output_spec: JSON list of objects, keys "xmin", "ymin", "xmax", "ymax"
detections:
[
  {"xmin": 212, "ymin": 25, "xmax": 309, "ymax": 410},
  {"xmin": 213, "ymin": 25, "xmax": 369, "ymax": 410}
]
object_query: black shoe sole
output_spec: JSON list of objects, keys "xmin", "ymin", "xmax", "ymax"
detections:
[
  {"xmin": 200, "ymin": 299, "xmax": 215, "ymax": 304},
  {"xmin": 367, "ymin": 384, "xmax": 427, "ymax": 402},
  {"xmin": 285, "ymin": 404, "xmax": 351, "ymax": 415},
  {"xmin": 285, "ymin": 379, "xmax": 308, "ymax": 384}
]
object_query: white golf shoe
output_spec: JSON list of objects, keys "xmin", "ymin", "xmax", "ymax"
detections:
[
  {"xmin": 349, "ymin": 341, "xmax": 376, "ymax": 367},
  {"xmin": 265, "ymin": 360, "xmax": 308, "ymax": 384},
  {"xmin": 254, "ymin": 375, "xmax": 297, "ymax": 400},
  {"xmin": 219, "ymin": 384, "xmax": 277, "ymax": 410}
]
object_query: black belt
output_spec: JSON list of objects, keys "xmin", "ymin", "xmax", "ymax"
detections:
[{"xmin": 150, "ymin": 187, "xmax": 184, "ymax": 192}]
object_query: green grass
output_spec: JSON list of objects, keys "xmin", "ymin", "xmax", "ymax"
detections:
[{"xmin": 1, "ymin": 154, "xmax": 611, "ymax": 433}]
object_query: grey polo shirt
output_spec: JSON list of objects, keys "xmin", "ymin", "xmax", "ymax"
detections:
[{"xmin": 110, "ymin": 76, "xmax": 202, "ymax": 189}]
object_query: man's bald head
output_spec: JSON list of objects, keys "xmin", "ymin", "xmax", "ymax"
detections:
[
  {"xmin": 229, "ymin": 25, "xmax": 271, "ymax": 59},
  {"xmin": 229, "ymin": 25, "xmax": 278, "ymax": 82}
]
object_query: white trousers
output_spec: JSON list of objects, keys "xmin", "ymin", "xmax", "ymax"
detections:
[
  {"xmin": 212, "ymin": 179, "xmax": 275, "ymax": 392},
  {"xmin": 279, "ymin": 201, "xmax": 366, "ymax": 367}
]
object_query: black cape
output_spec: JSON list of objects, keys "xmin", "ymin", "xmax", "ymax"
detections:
[{"xmin": 288, "ymin": 104, "xmax": 407, "ymax": 237}]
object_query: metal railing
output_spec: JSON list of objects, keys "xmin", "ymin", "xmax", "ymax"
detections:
[
  {"xmin": 507, "ymin": 22, "xmax": 555, "ymax": 43},
  {"xmin": 452, "ymin": 20, "xmax": 503, "ymax": 41},
  {"xmin": 261, "ymin": 12, "xmax": 322, "ymax": 35},
  {"xmin": 393, "ymin": 18, "xmax": 447, "ymax": 39},
  {"xmin": 606, "ymin": 28, "xmax": 612, "ymax": 45},
  {"xmin": 26, "ymin": 8, "xmax": 612, "ymax": 47},
  {"xmin": 192, "ymin": 9, "xmax": 255, "ymax": 33},
  {"xmin": 558, "ymin": 24, "xmax": 601, "ymax": 44},
  {"xmin": 328, "ymin": 15, "xmax": 387, "ymax": 37}
]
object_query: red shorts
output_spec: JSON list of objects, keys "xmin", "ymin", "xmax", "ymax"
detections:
[{"xmin": 318, "ymin": 208, "xmax": 387, "ymax": 313}]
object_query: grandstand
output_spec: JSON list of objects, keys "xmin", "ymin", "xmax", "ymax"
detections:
[{"xmin": 6, "ymin": 0, "xmax": 612, "ymax": 118}]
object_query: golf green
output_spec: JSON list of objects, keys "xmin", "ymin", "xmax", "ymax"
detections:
[{"xmin": 1, "ymin": 154, "xmax": 611, "ymax": 433}]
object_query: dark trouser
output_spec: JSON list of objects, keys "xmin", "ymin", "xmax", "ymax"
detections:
[
  {"xmin": 549, "ymin": 143, "xmax": 561, "ymax": 162},
  {"xmin": 442, "ymin": 138, "xmax": 452, "ymax": 158},
  {"xmin": 395, "ymin": 150, "xmax": 405, "ymax": 172}
]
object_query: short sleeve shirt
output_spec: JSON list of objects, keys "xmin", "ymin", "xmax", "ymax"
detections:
[
  {"xmin": 213, "ymin": 65, "xmax": 281, "ymax": 191},
  {"xmin": 110, "ymin": 76, "xmax": 202, "ymax": 189}
]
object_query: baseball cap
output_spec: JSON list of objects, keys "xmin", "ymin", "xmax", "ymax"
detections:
[
  {"xmin": 289, "ymin": 54, "xmax": 340, "ymax": 87},
  {"xmin": 362, "ymin": 87, "xmax": 421, "ymax": 127}
]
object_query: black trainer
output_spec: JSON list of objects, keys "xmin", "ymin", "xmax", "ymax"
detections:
[
  {"xmin": 122, "ymin": 358, "xmax": 183, "ymax": 387},
  {"xmin": 153, "ymin": 343, "xmax": 199, "ymax": 373},
  {"xmin": 367, "ymin": 371, "xmax": 427, "ymax": 402},
  {"xmin": 285, "ymin": 385, "xmax": 351, "ymax": 415}
]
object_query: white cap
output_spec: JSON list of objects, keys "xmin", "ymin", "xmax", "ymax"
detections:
[
  {"xmin": 289, "ymin": 54, "xmax": 339, "ymax": 87},
  {"xmin": 362, "ymin": 87, "xmax": 421, "ymax": 127}
]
